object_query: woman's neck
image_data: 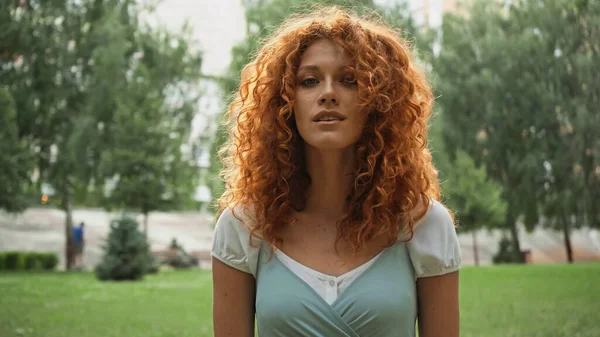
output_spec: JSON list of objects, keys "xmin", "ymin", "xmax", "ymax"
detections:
[{"xmin": 302, "ymin": 145, "xmax": 356, "ymax": 218}]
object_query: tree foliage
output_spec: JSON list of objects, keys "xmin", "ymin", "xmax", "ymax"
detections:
[
  {"xmin": 432, "ymin": 0, "xmax": 599, "ymax": 262},
  {"xmin": 95, "ymin": 216, "xmax": 155, "ymax": 281},
  {"xmin": 1, "ymin": 0, "xmax": 203, "ymax": 268},
  {"xmin": 98, "ymin": 21, "xmax": 203, "ymax": 227},
  {"xmin": 0, "ymin": 88, "xmax": 34, "ymax": 213}
]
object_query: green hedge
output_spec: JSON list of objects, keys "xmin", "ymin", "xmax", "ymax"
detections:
[{"xmin": 0, "ymin": 251, "xmax": 58, "ymax": 271}]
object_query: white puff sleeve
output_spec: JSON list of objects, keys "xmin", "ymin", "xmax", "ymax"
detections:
[
  {"xmin": 407, "ymin": 199, "xmax": 462, "ymax": 279},
  {"xmin": 210, "ymin": 207, "xmax": 261, "ymax": 278}
]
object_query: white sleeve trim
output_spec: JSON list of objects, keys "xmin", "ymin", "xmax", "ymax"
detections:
[
  {"xmin": 416, "ymin": 262, "xmax": 461, "ymax": 278},
  {"xmin": 211, "ymin": 251, "xmax": 252, "ymax": 274}
]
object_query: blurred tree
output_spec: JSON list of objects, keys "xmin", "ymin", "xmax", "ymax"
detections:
[
  {"xmin": 0, "ymin": 88, "xmax": 34, "ymax": 213},
  {"xmin": 95, "ymin": 216, "xmax": 154, "ymax": 281},
  {"xmin": 431, "ymin": 116, "xmax": 506, "ymax": 266},
  {"xmin": 99, "ymin": 24, "xmax": 203, "ymax": 237},
  {"xmin": 432, "ymin": 1, "xmax": 546, "ymax": 262},
  {"xmin": 514, "ymin": 0, "xmax": 600, "ymax": 262},
  {"xmin": 0, "ymin": 0, "xmax": 91, "ymax": 268},
  {"xmin": 1, "ymin": 0, "xmax": 203, "ymax": 268},
  {"xmin": 432, "ymin": 0, "xmax": 599, "ymax": 262}
]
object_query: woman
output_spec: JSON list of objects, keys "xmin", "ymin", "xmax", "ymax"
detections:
[{"xmin": 211, "ymin": 6, "xmax": 461, "ymax": 337}]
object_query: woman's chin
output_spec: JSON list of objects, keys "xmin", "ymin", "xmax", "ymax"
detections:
[{"xmin": 303, "ymin": 138, "xmax": 358, "ymax": 151}]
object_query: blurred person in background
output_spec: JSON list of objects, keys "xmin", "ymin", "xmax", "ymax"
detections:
[{"xmin": 73, "ymin": 221, "xmax": 85, "ymax": 269}]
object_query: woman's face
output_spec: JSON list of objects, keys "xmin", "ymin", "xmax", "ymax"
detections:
[{"xmin": 293, "ymin": 39, "xmax": 367, "ymax": 151}]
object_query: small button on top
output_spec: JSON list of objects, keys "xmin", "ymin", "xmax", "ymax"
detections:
[{"xmin": 329, "ymin": 280, "xmax": 335, "ymax": 286}]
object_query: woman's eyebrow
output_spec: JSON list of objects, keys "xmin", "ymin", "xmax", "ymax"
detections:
[
  {"xmin": 297, "ymin": 65, "xmax": 353, "ymax": 73},
  {"xmin": 297, "ymin": 65, "xmax": 320, "ymax": 73}
]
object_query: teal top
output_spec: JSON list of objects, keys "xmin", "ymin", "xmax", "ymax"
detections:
[{"xmin": 211, "ymin": 200, "xmax": 462, "ymax": 337}]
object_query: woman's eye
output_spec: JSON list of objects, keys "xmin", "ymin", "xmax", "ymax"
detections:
[
  {"xmin": 342, "ymin": 76, "xmax": 357, "ymax": 85},
  {"xmin": 301, "ymin": 78, "xmax": 318, "ymax": 86}
]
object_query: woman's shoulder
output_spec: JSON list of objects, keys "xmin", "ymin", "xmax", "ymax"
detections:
[
  {"xmin": 405, "ymin": 199, "xmax": 462, "ymax": 278},
  {"xmin": 214, "ymin": 205, "xmax": 255, "ymax": 233},
  {"xmin": 211, "ymin": 205, "xmax": 262, "ymax": 277},
  {"xmin": 413, "ymin": 199, "xmax": 454, "ymax": 231}
]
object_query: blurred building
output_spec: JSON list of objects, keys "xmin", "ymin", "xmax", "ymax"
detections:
[{"xmin": 410, "ymin": 0, "xmax": 514, "ymax": 27}]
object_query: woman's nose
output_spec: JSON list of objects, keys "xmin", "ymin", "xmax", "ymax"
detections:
[{"xmin": 318, "ymin": 81, "xmax": 338, "ymax": 105}]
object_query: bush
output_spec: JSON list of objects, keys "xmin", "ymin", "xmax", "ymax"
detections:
[
  {"xmin": 492, "ymin": 236, "xmax": 524, "ymax": 264},
  {"xmin": 39, "ymin": 253, "xmax": 59, "ymax": 270},
  {"xmin": 3, "ymin": 251, "xmax": 25, "ymax": 270},
  {"xmin": 24, "ymin": 253, "xmax": 41, "ymax": 270},
  {"xmin": 0, "ymin": 252, "xmax": 58, "ymax": 271},
  {"xmin": 147, "ymin": 254, "xmax": 160, "ymax": 274},
  {"xmin": 95, "ymin": 216, "xmax": 154, "ymax": 281}
]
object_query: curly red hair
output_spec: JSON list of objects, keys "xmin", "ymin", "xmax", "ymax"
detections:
[{"xmin": 217, "ymin": 6, "xmax": 445, "ymax": 253}]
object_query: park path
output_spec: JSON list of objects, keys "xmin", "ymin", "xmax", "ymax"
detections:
[
  {"xmin": 1, "ymin": 207, "xmax": 599, "ymax": 270},
  {"xmin": 0, "ymin": 208, "xmax": 214, "ymax": 270}
]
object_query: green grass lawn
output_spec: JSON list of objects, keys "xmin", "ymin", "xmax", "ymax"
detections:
[{"xmin": 0, "ymin": 263, "xmax": 599, "ymax": 337}]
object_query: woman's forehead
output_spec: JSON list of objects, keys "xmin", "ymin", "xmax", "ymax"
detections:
[{"xmin": 298, "ymin": 39, "xmax": 352, "ymax": 69}]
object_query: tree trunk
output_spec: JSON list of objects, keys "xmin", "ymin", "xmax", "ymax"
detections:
[
  {"xmin": 562, "ymin": 216, "xmax": 573, "ymax": 263},
  {"xmin": 472, "ymin": 230, "xmax": 480, "ymax": 266},
  {"xmin": 143, "ymin": 212, "xmax": 148, "ymax": 238},
  {"xmin": 507, "ymin": 210, "xmax": 524, "ymax": 263},
  {"xmin": 64, "ymin": 176, "xmax": 74, "ymax": 270}
]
